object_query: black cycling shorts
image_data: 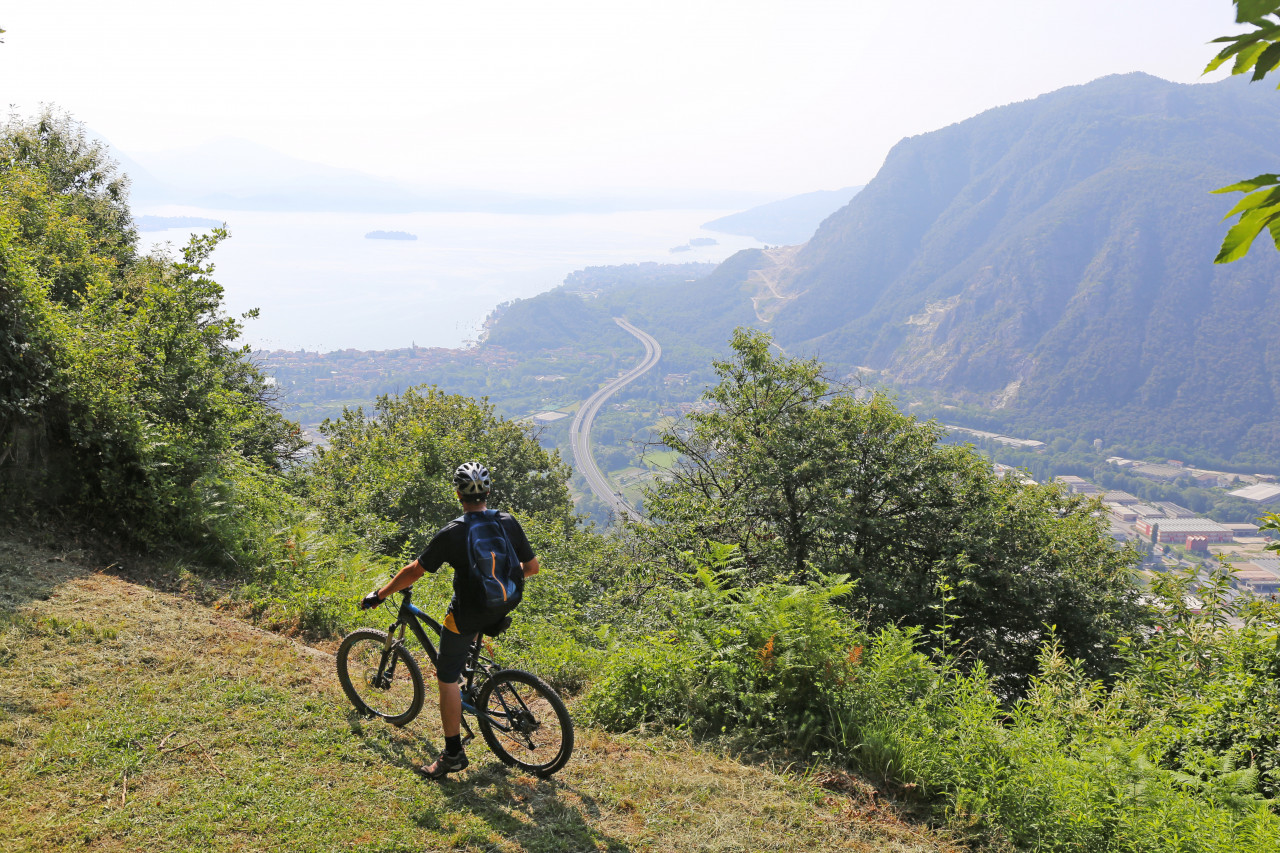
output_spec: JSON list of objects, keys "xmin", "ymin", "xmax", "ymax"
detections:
[
  {"xmin": 435, "ymin": 623, "xmax": 476, "ymax": 684},
  {"xmin": 436, "ymin": 606, "xmax": 511, "ymax": 683}
]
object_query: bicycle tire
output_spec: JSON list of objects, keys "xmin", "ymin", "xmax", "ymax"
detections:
[
  {"xmin": 336, "ymin": 628, "xmax": 425, "ymax": 727},
  {"xmin": 475, "ymin": 669, "xmax": 574, "ymax": 777}
]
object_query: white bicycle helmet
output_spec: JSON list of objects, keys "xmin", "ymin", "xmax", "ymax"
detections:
[{"xmin": 453, "ymin": 461, "xmax": 491, "ymax": 498}]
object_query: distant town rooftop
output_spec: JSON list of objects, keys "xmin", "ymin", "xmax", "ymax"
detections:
[
  {"xmin": 1147, "ymin": 518, "xmax": 1231, "ymax": 533},
  {"xmin": 1152, "ymin": 501, "xmax": 1195, "ymax": 518},
  {"xmin": 1228, "ymin": 483, "xmax": 1280, "ymax": 502},
  {"xmin": 1132, "ymin": 463, "xmax": 1184, "ymax": 478}
]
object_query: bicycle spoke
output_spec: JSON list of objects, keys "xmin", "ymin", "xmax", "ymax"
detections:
[
  {"xmin": 475, "ymin": 670, "xmax": 573, "ymax": 775},
  {"xmin": 336, "ymin": 630, "xmax": 425, "ymax": 725}
]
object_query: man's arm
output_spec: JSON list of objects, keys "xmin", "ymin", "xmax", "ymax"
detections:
[
  {"xmin": 378, "ymin": 559, "xmax": 426, "ymax": 600},
  {"xmin": 522, "ymin": 556, "xmax": 540, "ymax": 578}
]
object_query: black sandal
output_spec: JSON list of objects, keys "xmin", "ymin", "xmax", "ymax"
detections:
[{"xmin": 422, "ymin": 750, "xmax": 469, "ymax": 780}]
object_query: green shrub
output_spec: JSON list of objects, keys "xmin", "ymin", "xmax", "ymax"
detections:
[
  {"xmin": 229, "ymin": 518, "xmax": 398, "ymax": 640},
  {"xmin": 583, "ymin": 547, "xmax": 867, "ymax": 750}
]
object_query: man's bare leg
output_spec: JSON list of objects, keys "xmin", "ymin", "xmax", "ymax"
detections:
[
  {"xmin": 425, "ymin": 679, "xmax": 464, "ymax": 776},
  {"xmin": 438, "ymin": 679, "xmax": 461, "ymax": 736}
]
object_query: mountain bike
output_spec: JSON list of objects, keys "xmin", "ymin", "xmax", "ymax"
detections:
[{"xmin": 336, "ymin": 587, "xmax": 573, "ymax": 777}]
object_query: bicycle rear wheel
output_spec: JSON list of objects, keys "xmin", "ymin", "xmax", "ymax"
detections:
[
  {"xmin": 476, "ymin": 669, "xmax": 573, "ymax": 777},
  {"xmin": 336, "ymin": 628, "xmax": 425, "ymax": 727}
]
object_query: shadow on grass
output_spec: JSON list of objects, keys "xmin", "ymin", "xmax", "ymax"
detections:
[
  {"xmin": 349, "ymin": 711, "xmax": 631, "ymax": 852},
  {"xmin": 0, "ymin": 539, "xmax": 95, "ymax": 612},
  {"xmin": 436, "ymin": 762, "xmax": 631, "ymax": 853}
]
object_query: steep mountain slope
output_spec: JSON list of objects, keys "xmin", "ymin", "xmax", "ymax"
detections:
[{"xmin": 760, "ymin": 73, "xmax": 1280, "ymax": 465}]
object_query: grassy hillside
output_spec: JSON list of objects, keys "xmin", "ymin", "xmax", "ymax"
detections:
[{"xmin": 0, "ymin": 537, "xmax": 951, "ymax": 853}]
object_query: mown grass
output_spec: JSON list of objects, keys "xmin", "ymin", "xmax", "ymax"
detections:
[{"xmin": 0, "ymin": 541, "xmax": 954, "ymax": 853}]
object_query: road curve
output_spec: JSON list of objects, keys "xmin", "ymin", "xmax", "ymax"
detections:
[{"xmin": 568, "ymin": 318, "xmax": 661, "ymax": 520}]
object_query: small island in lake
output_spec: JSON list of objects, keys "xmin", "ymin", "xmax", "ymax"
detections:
[
  {"xmin": 365, "ymin": 230, "xmax": 418, "ymax": 241},
  {"xmin": 669, "ymin": 236, "xmax": 719, "ymax": 253}
]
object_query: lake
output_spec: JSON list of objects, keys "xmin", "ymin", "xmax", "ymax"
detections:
[{"xmin": 136, "ymin": 208, "xmax": 759, "ymax": 351}]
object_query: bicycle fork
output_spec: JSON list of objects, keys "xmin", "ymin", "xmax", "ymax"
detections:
[{"xmin": 374, "ymin": 622, "xmax": 408, "ymax": 690}]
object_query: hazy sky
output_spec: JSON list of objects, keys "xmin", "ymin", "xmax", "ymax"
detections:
[{"xmin": 2, "ymin": 1, "xmax": 1241, "ymax": 198}]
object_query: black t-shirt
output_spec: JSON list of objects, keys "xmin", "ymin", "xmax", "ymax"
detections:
[{"xmin": 417, "ymin": 511, "xmax": 536, "ymax": 631}]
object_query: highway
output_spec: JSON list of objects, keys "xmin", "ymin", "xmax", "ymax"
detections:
[{"xmin": 568, "ymin": 318, "xmax": 661, "ymax": 520}]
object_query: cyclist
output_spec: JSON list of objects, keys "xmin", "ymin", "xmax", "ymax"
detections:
[{"xmin": 359, "ymin": 461, "xmax": 540, "ymax": 779}]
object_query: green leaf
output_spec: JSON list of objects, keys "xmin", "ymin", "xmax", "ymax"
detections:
[
  {"xmin": 1206, "ymin": 34, "xmax": 1265, "ymax": 73},
  {"xmin": 1233, "ymin": 39, "xmax": 1272, "ymax": 75},
  {"xmin": 1212, "ymin": 173, "xmax": 1280, "ymax": 194},
  {"xmin": 1215, "ymin": 207, "xmax": 1280, "ymax": 263},
  {"xmin": 1251, "ymin": 40, "xmax": 1280, "ymax": 79},
  {"xmin": 1222, "ymin": 185, "xmax": 1280, "ymax": 219},
  {"xmin": 1235, "ymin": 0, "xmax": 1280, "ymax": 24},
  {"xmin": 1207, "ymin": 22, "xmax": 1280, "ymax": 72},
  {"xmin": 1268, "ymin": 216, "xmax": 1280, "ymax": 250}
]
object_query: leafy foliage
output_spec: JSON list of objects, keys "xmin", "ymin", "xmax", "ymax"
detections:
[
  {"xmin": 583, "ymin": 544, "xmax": 1280, "ymax": 850},
  {"xmin": 0, "ymin": 110, "xmax": 303, "ymax": 549},
  {"xmin": 583, "ymin": 543, "xmax": 875, "ymax": 750},
  {"xmin": 304, "ymin": 385, "xmax": 574, "ymax": 556},
  {"xmin": 1208, "ymin": 2, "xmax": 1280, "ymax": 262},
  {"xmin": 642, "ymin": 329, "xmax": 1146, "ymax": 696}
]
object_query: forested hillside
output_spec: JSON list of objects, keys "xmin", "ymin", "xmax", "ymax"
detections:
[{"xmin": 767, "ymin": 73, "xmax": 1280, "ymax": 467}]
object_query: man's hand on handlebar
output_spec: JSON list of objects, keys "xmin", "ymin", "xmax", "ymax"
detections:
[{"xmin": 360, "ymin": 559, "xmax": 424, "ymax": 611}]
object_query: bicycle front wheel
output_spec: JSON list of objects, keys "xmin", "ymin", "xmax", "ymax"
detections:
[
  {"xmin": 476, "ymin": 669, "xmax": 574, "ymax": 777},
  {"xmin": 336, "ymin": 628, "xmax": 425, "ymax": 727}
]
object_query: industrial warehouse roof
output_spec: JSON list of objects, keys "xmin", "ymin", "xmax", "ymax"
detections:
[
  {"xmin": 1140, "ymin": 518, "xmax": 1231, "ymax": 532},
  {"xmin": 1228, "ymin": 483, "xmax": 1280, "ymax": 502}
]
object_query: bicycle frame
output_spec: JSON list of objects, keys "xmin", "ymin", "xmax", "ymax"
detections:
[
  {"xmin": 377, "ymin": 587, "xmax": 533, "ymax": 747},
  {"xmin": 383, "ymin": 586, "xmax": 446, "ymax": 670}
]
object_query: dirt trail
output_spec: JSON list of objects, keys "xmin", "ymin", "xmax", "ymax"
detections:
[{"xmin": 746, "ymin": 245, "xmax": 805, "ymax": 323}]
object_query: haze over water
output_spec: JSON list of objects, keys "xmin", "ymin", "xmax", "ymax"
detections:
[{"xmin": 137, "ymin": 208, "xmax": 758, "ymax": 352}]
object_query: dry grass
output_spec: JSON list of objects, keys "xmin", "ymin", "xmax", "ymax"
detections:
[{"xmin": 0, "ymin": 537, "xmax": 960, "ymax": 852}]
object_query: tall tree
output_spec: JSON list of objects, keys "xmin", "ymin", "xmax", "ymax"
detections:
[
  {"xmin": 644, "ymin": 329, "xmax": 1146, "ymax": 696},
  {"xmin": 306, "ymin": 386, "xmax": 574, "ymax": 556},
  {"xmin": 0, "ymin": 110, "xmax": 303, "ymax": 544}
]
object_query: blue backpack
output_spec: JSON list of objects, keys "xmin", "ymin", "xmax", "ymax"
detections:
[{"xmin": 461, "ymin": 509, "xmax": 523, "ymax": 610}]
